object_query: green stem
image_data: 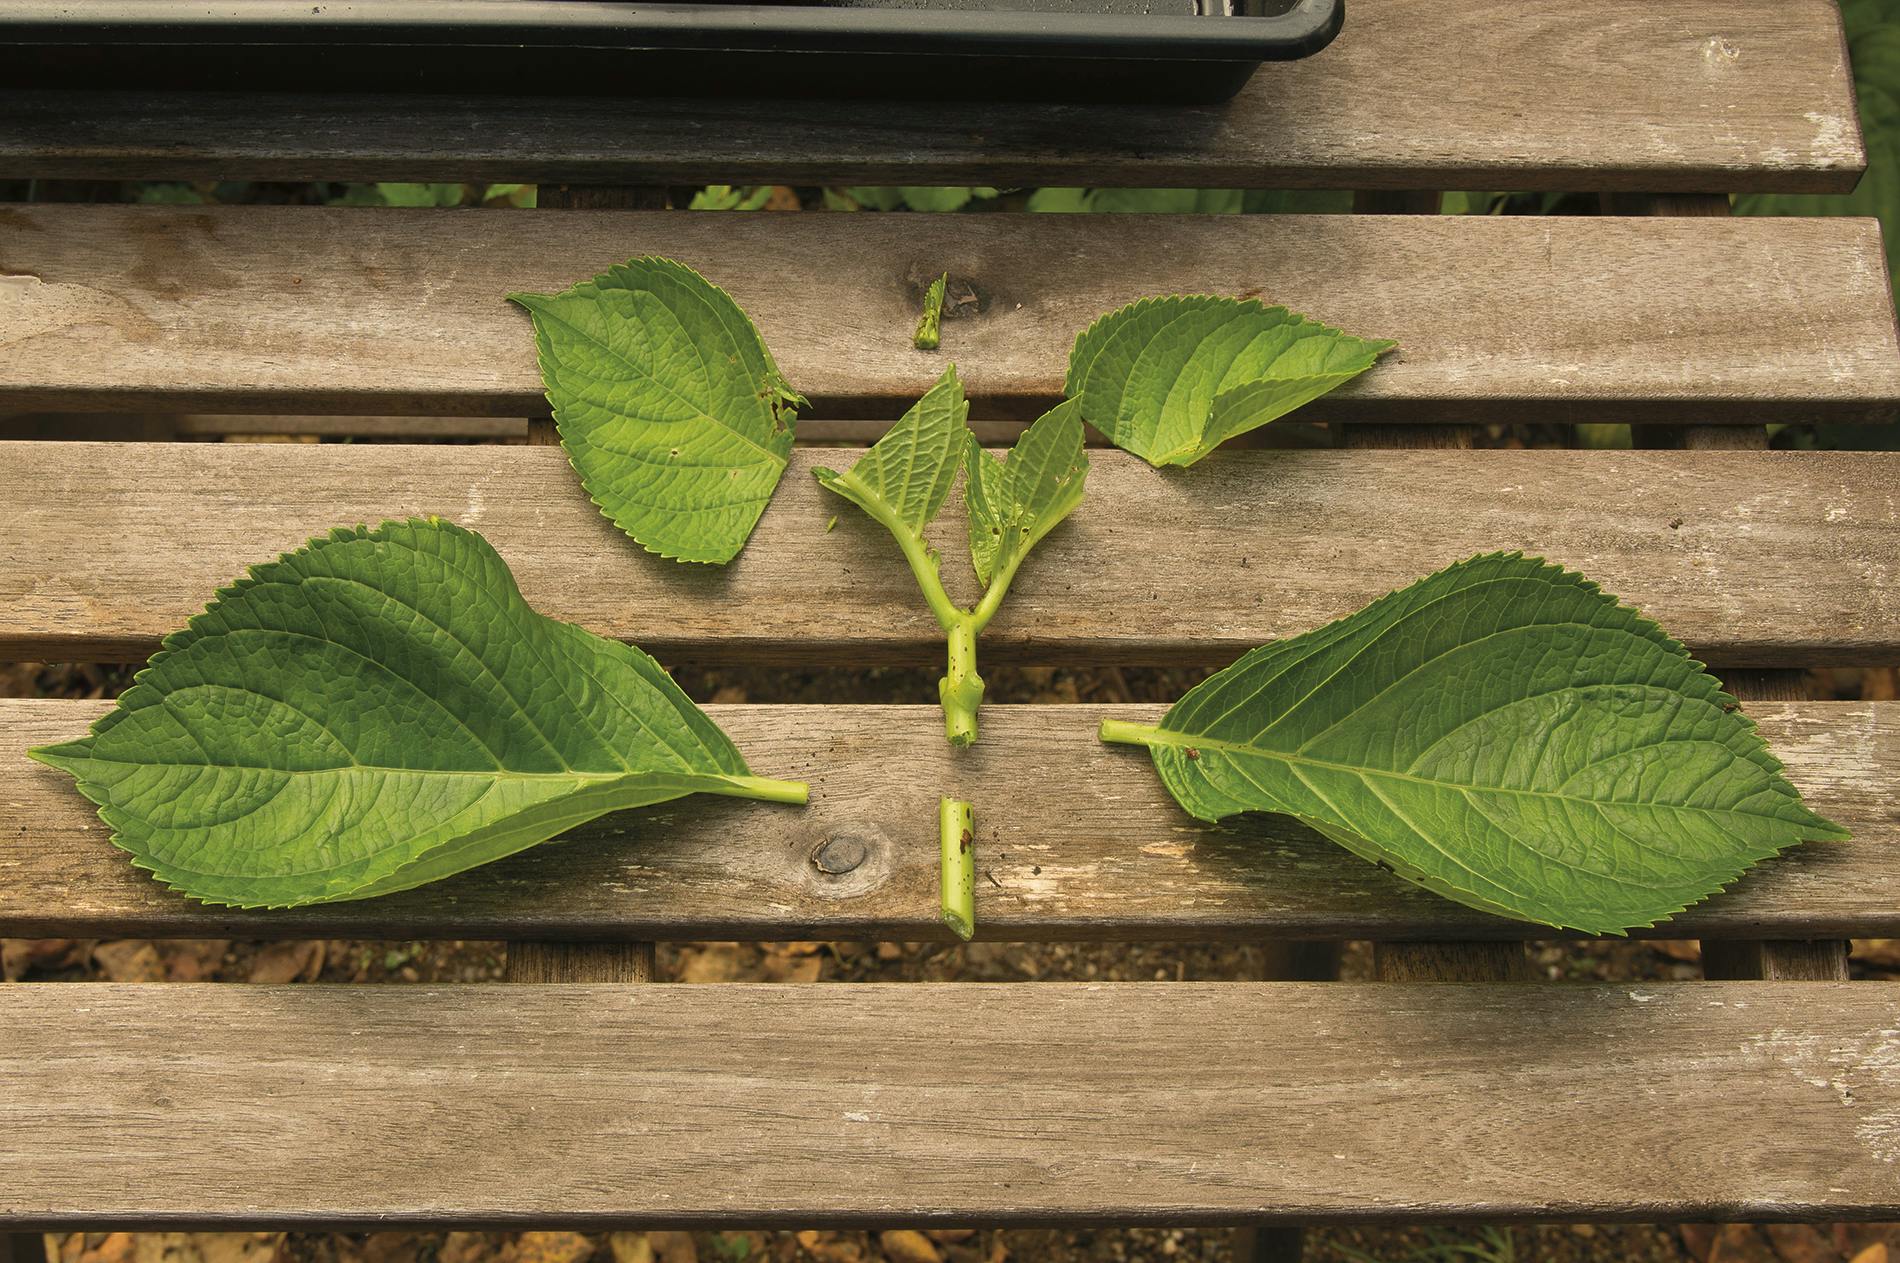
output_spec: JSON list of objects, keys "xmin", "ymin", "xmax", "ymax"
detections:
[
  {"xmin": 834, "ymin": 468, "xmax": 1030, "ymax": 747},
  {"xmin": 715, "ymin": 775, "xmax": 811, "ymax": 805},
  {"xmin": 939, "ymin": 797, "xmax": 975, "ymax": 941},
  {"xmin": 940, "ymin": 617, "xmax": 985, "ymax": 747},
  {"xmin": 1097, "ymin": 718, "xmax": 1163, "ymax": 748}
]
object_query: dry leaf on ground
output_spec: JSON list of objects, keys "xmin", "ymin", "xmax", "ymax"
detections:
[
  {"xmin": 248, "ymin": 940, "xmax": 326, "ymax": 984},
  {"xmin": 878, "ymin": 1233, "xmax": 940, "ymax": 1263},
  {"xmin": 92, "ymin": 940, "xmax": 165, "ymax": 982}
]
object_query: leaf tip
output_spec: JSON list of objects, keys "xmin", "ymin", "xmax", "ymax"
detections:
[{"xmin": 26, "ymin": 738, "xmax": 91, "ymax": 776}]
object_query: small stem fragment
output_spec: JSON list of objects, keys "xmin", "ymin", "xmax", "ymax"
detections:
[
  {"xmin": 914, "ymin": 272, "xmax": 947, "ymax": 351},
  {"xmin": 939, "ymin": 797, "xmax": 975, "ymax": 940},
  {"xmin": 1097, "ymin": 718, "xmax": 1163, "ymax": 748}
]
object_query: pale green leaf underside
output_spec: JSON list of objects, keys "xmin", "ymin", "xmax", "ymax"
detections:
[
  {"xmin": 812, "ymin": 365, "xmax": 969, "ymax": 537},
  {"xmin": 1066, "ymin": 294, "xmax": 1395, "ymax": 467},
  {"xmin": 511, "ymin": 257, "xmax": 804, "ymax": 564},
  {"xmin": 965, "ymin": 398, "xmax": 1089, "ymax": 587},
  {"xmin": 1131, "ymin": 553, "xmax": 1847, "ymax": 934},
  {"xmin": 28, "ymin": 519, "xmax": 802, "ymax": 909}
]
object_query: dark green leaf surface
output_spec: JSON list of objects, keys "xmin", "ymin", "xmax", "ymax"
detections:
[
  {"xmin": 30, "ymin": 519, "xmax": 805, "ymax": 909},
  {"xmin": 1066, "ymin": 295, "xmax": 1394, "ymax": 467},
  {"xmin": 1110, "ymin": 554, "xmax": 1847, "ymax": 934},
  {"xmin": 511, "ymin": 257, "xmax": 805, "ymax": 564}
]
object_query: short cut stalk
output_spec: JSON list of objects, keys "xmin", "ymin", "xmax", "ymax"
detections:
[
  {"xmin": 939, "ymin": 797, "xmax": 975, "ymax": 941},
  {"xmin": 715, "ymin": 775, "xmax": 811, "ymax": 805},
  {"xmin": 1097, "ymin": 718, "xmax": 1162, "ymax": 748}
]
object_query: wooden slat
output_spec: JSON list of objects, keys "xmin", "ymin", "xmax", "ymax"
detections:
[
  {"xmin": 4, "ymin": 698, "xmax": 1893, "ymax": 942},
  {"xmin": 3, "ymin": 442, "xmax": 1896, "ymax": 666},
  {"xmin": 0, "ymin": 0, "xmax": 1863, "ymax": 190},
  {"xmin": 4, "ymin": 981, "xmax": 1898, "ymax": 1227},
  {"xmin": 3, "ymin": 207, "xmax": 1897, "ymax": 424}
]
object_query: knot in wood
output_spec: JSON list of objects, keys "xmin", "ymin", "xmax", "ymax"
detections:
[{"xmin": 812, "ymin": 833, "xmax": 870, "ymax": 875}]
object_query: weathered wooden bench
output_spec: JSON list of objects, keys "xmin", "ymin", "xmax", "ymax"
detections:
[{"xmin": 3, "ymin": 0, "xmax": 1898, "ymax": 1257}]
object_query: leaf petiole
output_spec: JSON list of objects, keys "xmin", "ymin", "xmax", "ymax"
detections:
[
  {"xmin": 1096, "ymin": 718, "xmax": 1162, "ymax": 748},
  {"xmin": 713, "ymin": 775, "xmax": 813, "ymax": 805}
]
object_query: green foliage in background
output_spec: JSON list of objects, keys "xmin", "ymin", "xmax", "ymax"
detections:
[{"xmin": 1735, "ymin": 0, "xmax": 1900, "ymax": 285}]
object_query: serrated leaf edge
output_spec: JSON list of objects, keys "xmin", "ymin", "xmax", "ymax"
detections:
[
  {"xmin": 1141, "ymin": 551, "xmax": 1850, "ymax": 935},
  {"xmin": 1064, "ymin": 292, "xmax": 1398, "ymax": 467},
  {"xmin": 26, "ymin": 517, "xmax": 784, "ymax": 909},
  {"xmin": 508, "ymin": 256, "xmax": 807, "ymax": 565}
]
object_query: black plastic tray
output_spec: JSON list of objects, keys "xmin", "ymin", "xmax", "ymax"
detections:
[{"xmin": 0, "ymin": 0, "xmax": 1344, "ymax": 103}]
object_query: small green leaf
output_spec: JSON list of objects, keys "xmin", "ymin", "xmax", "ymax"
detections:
[
  {"xmin": 29, "ymin": 519, "xmax": 806, "ymax": 909},
  {"xmin": 814, "ymin": 365, "xmax": 970, "ymax": 538},
  {"xmin": 375, "ymin": 181, "xmax": 468, "ymax": 207},
  {"xmin": 690, "ymin": 184, "xmax": 774, "ymax": 211},
  {"xmin": 964, "ymin": 398, "xmax": 1088, "ymax": 588},
  {"xmin": 1101, "ymin": 554, "xmax": 1846, "ymax": 935},
  {"xmin": 1066, "ymin": 295, "xmax": 1395, "ymax": 467},
  {"xmin": 510, "ymin": 257, "xmax": 806, "ymax": 564},
  {"xmin": 480, "ymin": 183, "xmax": 537, "ymax": 208},
  {"xmin": 914, "ymin": 273, "xmax": 947, "ymax": 351}
]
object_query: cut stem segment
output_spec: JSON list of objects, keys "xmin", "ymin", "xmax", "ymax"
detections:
[
  {"xmin": 1098, "ymin": 718, "xmax": 1162, "ymax": 747},
  {"xmin": 939, "ymin": 797, "xmax": 975, "ymax": 941}
]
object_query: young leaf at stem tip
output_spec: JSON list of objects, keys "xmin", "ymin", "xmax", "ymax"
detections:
[
  {"xmin": 1066, "ymin": 294, "xmax": 1395, "ymax": 467},
  {"xmin": 509, "ymin": 256, "xmax": 807, "ymax": 564},
  {"xmin": 29, "ymin": 519, "xmax": 807, "ymax": 909},
  {"xmin": 815, "ymin": 365, "xmax": 1087, "ymax": 746},
  {"xmin": 1099, "ymin": 553, "xmax": 1847, "ymax": 935},
  {"xmin": 915, "ymin": 272, "xmax": 947, "ymax": 351}
]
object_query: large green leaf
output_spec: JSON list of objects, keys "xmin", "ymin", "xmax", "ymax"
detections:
[
  {"xmin": 510, "ymin": 257, "xmax": 805, "ymax": 564},
  {"xmin": 964, "ymin": 398, "xmax": 1088, "ymax": 588},
  {"xmin": 1066, "ymin": 295, "xmax": 1395, "ymax": 467},
  {"xmin": 1101, "ymin": 554, "xmax": 1847, "ymax": 934},
  {"xmin": 813, "ymin": 365, "xmax": 970, "ymax": 537},
  {"xmin": 29, "ymin": 519, "xmax": 806, "ymax": 909},
  {"xmin": 1735, "ymin": 0, "xmax": 1900, "ymax": 285}
]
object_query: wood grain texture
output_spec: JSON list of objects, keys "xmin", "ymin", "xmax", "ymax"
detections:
[
  {"xmin": 1703, "ymin": 940, "xmax": 1852, "ymax": 981},
  {"xmin": 4, "ymin": 441, "xmax": 1896, "ymax": 666},
  {"xmin": 5, "ymin": 698, "xmax": 1893, "ymax": 942},
  {"xmin": 3, "ymin": 206, "xmax": 1897, "ymax": 423},
  {"xmin": 3, "ymin": 981, "xmax": 1897, "ymax": 1227},
  {"xmin": 0, "ymin": 0, "xmax": 1863, "ymax": 189}
]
